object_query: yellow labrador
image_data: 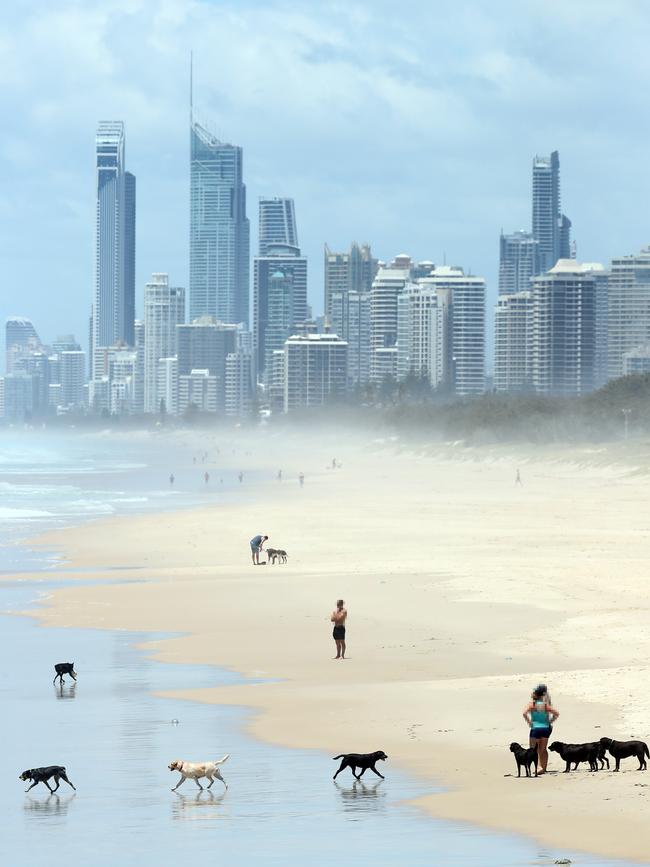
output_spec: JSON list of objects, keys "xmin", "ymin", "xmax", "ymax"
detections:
[{"xmin": 168, "ymin": 755, "xmax": 229, "ymax": 791}]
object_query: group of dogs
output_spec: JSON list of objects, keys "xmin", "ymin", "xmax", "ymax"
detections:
[
  {"xmin": 510, "ymin": 737, "xmax": 650, "ymax": 777},
  {"xmin": 20, "ymin": 661, "xmax": 386, "ymax": 794},
  {"xmin": 266, "ymin": 547, "xmax": 288, "ymax": 564}
]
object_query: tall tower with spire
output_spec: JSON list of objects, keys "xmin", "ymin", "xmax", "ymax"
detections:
[{"xmin": 189, "ymin": 60, "xmax": 250, "ymax": 325}]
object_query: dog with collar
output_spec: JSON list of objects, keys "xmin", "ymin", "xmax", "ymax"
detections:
[{"xmin": 168, "ymin": 755, "xmax": 229, "ymax": 791}]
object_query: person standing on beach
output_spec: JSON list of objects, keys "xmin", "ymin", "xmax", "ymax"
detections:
[
  {"xmin": 169, "ymin": 474, "xmax": 175, "ymax": 486},
  {"xmin": 204, "ymin": 471, "xmax": 210, "ymax": 484},
  {"xmin": 331, "ymin": 599, "xmax": 347, "ymax": 659},
  {"xmin": 516, "ymin": 469, "xmax": 522, "ymax": 486},
  {"xmin": 299, "ymin": 472, "xmax": 304, "ymax": 488},
  {"xmin": 238, "ymin": 471, "xmax": 244, "ymax": 484},
  {"xmin": 523, "ymin": 686, "xmax": 559, "ymax": 775},
  {"xmin": 250, "ymin": 534, "xmax": 268, "ymax": 565},
  {"xmin": 277, "ymin": 469, "xmax": 282, "ymax": 482}
]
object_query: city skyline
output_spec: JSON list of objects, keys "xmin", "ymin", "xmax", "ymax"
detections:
[{"xmin": 2, "ymin": 1, "xmax": 650, "ymax": 354}]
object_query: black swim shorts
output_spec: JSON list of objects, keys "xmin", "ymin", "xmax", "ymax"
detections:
[
  {"xmin": 530, "ymin": 726, "xmax": 552, "ymax": 739},
  {"xmin": 332, "ymin": 626, "xmax": 346, "ymax": 640}
]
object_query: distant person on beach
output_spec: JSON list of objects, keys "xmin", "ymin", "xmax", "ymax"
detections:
[
  {"xmin": 204, "ymin": 471, "xmax": 210, "ymax": 484},
  {"xmin": 332, "ymin": 458, "xmax": 337, "ymax": 469},
  {"xmin": 299, "ymin": 472, "xmax": 304, "ymax": 488},
  {"xmin": 250, "ymin": 534, "xmax": 268, "ymax": 565},
  {"xmin": 169, "ymin": 474, "xmax": 175, "ymax": 486},
  {"xmin": 331, "ymin": 599, "xmax": 347, "ymax": 659},
  {"xmin": 516, "ymin": 469, "xmax": 522, "ymax": 486},
  {"xmin": 523, "ymin": 686, "xmax": 559, "ymax": 775},
  {"xmin": 238, "ymin": 471, "xmax": 244, "ymax": 484},
  {"xmin": 277, "ymin": 469, "xmax": 282, "ymax": 481}
]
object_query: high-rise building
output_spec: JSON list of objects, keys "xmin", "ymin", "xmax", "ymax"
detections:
[
  {"xmin": 93, "ymin": 122, "xmax": 136, "ymax": 376},
  {"xmin": 157, "ymin": 357, "xmax": 178, "ymax": 415},
  {"xmin": 532, "ymin": 151, "xmax": 570, "ymax": 273},
  {"xmin": 3, "ymin": 372, "xmax": 38, "ymax": 421},
  {"xmin": 133, "ymin": 319, "xmax": 145, "ymax": 413},
  {"xmin": 178, "ymin": 368, "xmax": 217, "ymax": 414},
  {"xmin": 5, "ymin": 317, "xmax": 42, "ymax": 373},
  {"xmin": 370, "ymin": 264, "xmax": 412, "ymax": 383},
  {"xmin": 324, "ymin": 243, "xmax": 377, "ymax": 333},
  {"xmin": 144, "ymin": 274, "xmax": 185, "ymax": 413},
  {"xmin": 258, "ymin": 197, "xmax": 298, "ymax": 255},
  {"xmin": 418, "ymin": 266, "xmax": 486, "ymax": 396},
  {"xmin": 498, "ymin": 230, "xmax": 540, "ymax": 295},
  {"xmin": 531, "ymin": 260, "xmax": 600, "ymax": 396},
  {"xmin": 607, "ymin": 248, "xmax": 650, "ymax": 380},
  {"xmin": 396, "ymin": 285, "xmax": 447, "ymax": 388},
  {"xmin": 225, "ymin": 351, "xmax": 254, "ymax": 416},
  {"xmin": 282, "ymin": 334, "xmax": 348, "ymax": 411},
  {"xmin": 190, "ymin": 117, "xmax": 250, "ymax": 325},
  {"xmin": 177, "ymin": 316, "xmax": 238, "ymax": 411},
  {"xmin": 253, "ymin": 243, "xmax": 307, "ymax": 382},
  {"xmin": 493, "ymin": 291, "xmax": 533, "ymax": 393},
  {"xmin": 60, "ymin": 351, "xmax": 87, "ymax": 409}
]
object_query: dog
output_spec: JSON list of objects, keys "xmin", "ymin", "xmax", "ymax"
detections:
[
  {"xmin": 19, "ymin": 766, "xmax": 76, "ymax": 793},
  {"xmin": 332, "ymin": 751, "xmax": 388, "ymax": 781},
  {"xmin": 600, "ymin": 737, "xmax": 649, "ymax": 771},
  {"xmin": 585, "ymin": 740, "xmax": 610, "ymax": 770},
  {"xmin": 509, "ymin": 742, "xmax": 538, "ymax": 777},
  {"xmin": 53, "ymin": 662, "xmax": 76, "ymax": 686},
  {"xmin": 277, "ymin": 549, "xmax": 288, "ymax": 563},
  {"xmin": 266, "ymin": 548, "xmax": 279, "ymax": 564},
  {"xmin": 168, "ymin": 756, "xmax": 229, "ymax": 791},
  {"xmin": 549, "ymin": 741, "xmax": 599, "ymax": 772}
]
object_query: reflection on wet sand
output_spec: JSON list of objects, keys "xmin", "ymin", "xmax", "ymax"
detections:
[
  {"xmin": 55, "ymin": 683, "xmax": 77, "ymax": 701},
  {"xmin": 24, "ymin": 794, "xmax": 75, "ymax": 817},
  {"xmin": 334, "ymin": 779, "xmax": 385, "ymax": 813},
  {"xmin": 171, "ymin": 789, "xmax": 228, "ymax": 822}
]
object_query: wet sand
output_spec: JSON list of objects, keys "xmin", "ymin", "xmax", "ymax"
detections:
[{"xmin": 19, "ymin": 433, "xmax": 650, "ymax": 863}]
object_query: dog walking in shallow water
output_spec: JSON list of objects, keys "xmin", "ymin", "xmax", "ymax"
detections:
[
  {"xmin": 53, "ymin": 662, "xmax": 76, "ymax": 686},
  {"xmin": 169, "ymin": 756, "xmax": 230, "ymax": 790},
  {"xmin": 19, "ymin": 766, "xmax": 76, "ymax": 793}
]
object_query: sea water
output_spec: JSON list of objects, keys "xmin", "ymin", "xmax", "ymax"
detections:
[{"xmin": 0, "ymin": 430, "xmax": 636, "ymax": 865}]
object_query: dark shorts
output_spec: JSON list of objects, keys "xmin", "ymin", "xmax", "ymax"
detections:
[
  {"xmin": 530, "ymin": 726, "xmax": 552, "ymax": 740},
  {"xmin": 333, "ymin": 626, "xmax": 346, "ymax": 641}
]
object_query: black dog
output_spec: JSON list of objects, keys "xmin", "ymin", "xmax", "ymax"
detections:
[
  {"xmin": 53, "ymin": 662, "xmax": 76, "ymax": 686},
  {"xmin": 549, "ymin": 741, "xmax": 599, "ymax": 772},
  {"xmin": 19, "ymin": 766, "xmax": 76, "ymax": 793},
  {"xmin": 332, "ymin": 751, "xmax": 388, "ymax": 780},
  {"xmin": 509, "ymin": 742, "xmax": 538, "ymax": 777},
  {"xmin": 600, "ymin": 737, "xmax": 649, "ymax": 771},
  {"xmin": 585, "ymin": 740, "xmax": 610, "ymax": 770}
]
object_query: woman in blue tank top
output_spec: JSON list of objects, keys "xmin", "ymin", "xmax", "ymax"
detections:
[{"xmin": 523, "ymin": 685, "xmax": 559, "ymax": 775}]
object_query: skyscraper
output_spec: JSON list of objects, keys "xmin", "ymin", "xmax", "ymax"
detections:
[
  {"xmin": 258, "ymin": 197, "xmax": 298, "ymax": 255},
  {"xmin": 498, "ymin": 230, "xmax": 540, "ymax": 295},
  {"xmin": 532, "ymin": 151, "xmax": 570, "ymax": 273},
  {"xmin": 5, "ymin": 317, "xmax": 42, "ymax": 373},
  {"xmin": 93, "ymin": 122, "xmax": 136, "ymax": 376},
  {"xmin": 143, "ymin": 274, "xmax": 185, "ymax": 413},
  {"xmin": 282, "ymin": 334, "xmax": 348, "ymax": 411},
  {"xmin": 493, "ymin": 291, "xmax": 533, "ymax": 393},
  {"xmin": 324, "ymin": 243, "xmax": 377, "ymax": 332},
  {"xmin": 190, "ymin": 117, "xmax": 250, "ymax": 325}
]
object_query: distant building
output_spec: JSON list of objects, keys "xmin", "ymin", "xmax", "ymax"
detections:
[
  {"xmin": 607, "ymin": 248, "xmax": 650, "ymax": 380},
  {"xmin": 494, "ymin": 291, "xmax": 533, "ymax": 393},
  {"xmin": 133, "ymin": 319, "xmax": 145, "ymax": 413},
  {"xmin": 253, "ymin": 243, "xmax": 307, "ymax": 382},
  {"xmin": 282, "ymin": 334, "xmax": 348, "ymax": 411},
  {"xmin": 258, "ymin": 197, "xmax": 298, "ymax": 256},
  {"xmin": 190, "ymin": 117, "xmax": 249, "ymax": 325},
  {"xmin": 5, "ymin": 317, "xmax": 42, "ymax": 374},
  {"xmin": 107, "ymin": 346, "xmax": 137, "ymax": 415},
  {"xmin": 178, "ymin": 368, "xmax": 217, "ymax": 414},
  {"xmin": 498, "ymin": 230, "xmax": 540, "ymax": 295},
  {"xmin": 144, "ymin": 274, "xmax": 185, "ymax": 413},
  {"xmin": 622, "ymin": 344, "xmax": 650, "ymax": 375},
  {"xmin": 157, "ymin": 357, "xmax": 178, "ymax": 415},
  {"xmin": 225, "ymin": 351, "xmax": 254, "ymax": 416},
  {"xmin": 532, "ymin": 151, "xmax": 571, "ymax": 272},
  {"xmin": 324, "ymin": 242, "xmax": 377, "ymax": 332},
  {"xmin": 93, "ymin": 122, "xmax": 136, "ymax": 376},
  {"xmin": 60, "ymin": 351, "xmax": 86, "ymax": 409},
  {"xmin": 3, "ymin": 372, "xmax": 37, "ymax": 421},
  {"xmin": 396, "ymin": 285, "xmax": 447, "ymax": 389},
  {"xmin": 531, "ymin": 260, "xmax": 600, "ymax": 396},
  {"xmin": 177, "ymin": 316, "xmax": 238, "ymax": 411},
  {"xmin": 370, "ymin": 265, "xmax": 411, "ymax": 383}
]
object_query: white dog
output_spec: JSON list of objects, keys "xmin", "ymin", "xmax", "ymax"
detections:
[{"xmin": 168, "ymin": 755, "xmax": 230, "ymax": 791}]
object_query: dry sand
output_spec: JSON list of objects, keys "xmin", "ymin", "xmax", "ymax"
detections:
[{"xmin": 13, "ymin": 431, "xmax": 650, "ymax": 862}]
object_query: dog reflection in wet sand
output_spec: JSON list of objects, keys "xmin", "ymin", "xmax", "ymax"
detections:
[{"xmin": 169, "ymin": 756, "xmax": 229, "ymax": 791}]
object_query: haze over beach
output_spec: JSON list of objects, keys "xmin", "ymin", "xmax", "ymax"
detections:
[{"xmin": 4, "ymin": 1, "xmax": 650, "ymax": 865}]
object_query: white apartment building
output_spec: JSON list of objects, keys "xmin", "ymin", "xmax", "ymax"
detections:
[
  {"xmin": 396, "ymin": 285, "xmax": 447, "ymax": 388},
  {"xmin": 144, "ymin": 274, "xmax": 185, "ymax": 413},
  {"xmin": 370, "ymin": 265, "xmax": 411, "ymax": 383},
  {"xmin": 156, "ymin": 356, "xmax": 178, "ymax": 415},
  {"xmin": 493, "ymin": 291, "xmax": 533, "ymax": 393},
  {"xmin": 60, "ymin": 350, "xmax": 87, "ymax": 409},
  {"xmin": 178, "ymin": 368, "xmax": 217, "ymax": 414},
  {"xmin": 607, "ymin": 248, "xmax": 650, "ymax": 380},
  {"xmin": 225, "ymin": 352, "xmax": 253, "ymax": 416},
  {"xmin": 283, "ymin": 334, "xmax": 348, "ymax": 411}
]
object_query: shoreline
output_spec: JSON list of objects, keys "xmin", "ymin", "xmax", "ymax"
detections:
[{"xmin": 9, "ymin": 437, "xmax": 650, "ymax": 863}]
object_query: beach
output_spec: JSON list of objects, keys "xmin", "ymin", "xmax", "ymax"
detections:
[{"xmin": 17, "ymin": 430, "xmax": 650, "ymax": 863}]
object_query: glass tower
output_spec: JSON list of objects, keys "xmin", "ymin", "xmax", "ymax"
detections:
[
  {"xmin": 532, "ymin": 150, "xmax": 570, "ymax": 273},
  {"xmin": 189, "ymin": 120, "xmax": 250, "ymax": 326}
]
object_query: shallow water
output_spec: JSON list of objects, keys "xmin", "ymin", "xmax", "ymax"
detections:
[
  {"xmin": 0, "ymin": 583, "xmax": 634, "ymax": 867},
  {"xmin": 0, "ymin": 432, "xmax": 639, "ymax": 865}
]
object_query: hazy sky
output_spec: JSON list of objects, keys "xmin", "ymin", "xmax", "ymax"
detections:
[{"xmin": 2, "ymin": 0, "xmax": 650, "ymax": 355}]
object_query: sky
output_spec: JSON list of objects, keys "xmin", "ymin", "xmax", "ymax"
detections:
[{"xmin": 2, "ymin": 0, "xmax": 650, "ymax": 358}]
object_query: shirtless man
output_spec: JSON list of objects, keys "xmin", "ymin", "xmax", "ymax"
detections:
[{"xmin": 331, "ymin": 599, "xmax": 347, "ymax": 659}]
